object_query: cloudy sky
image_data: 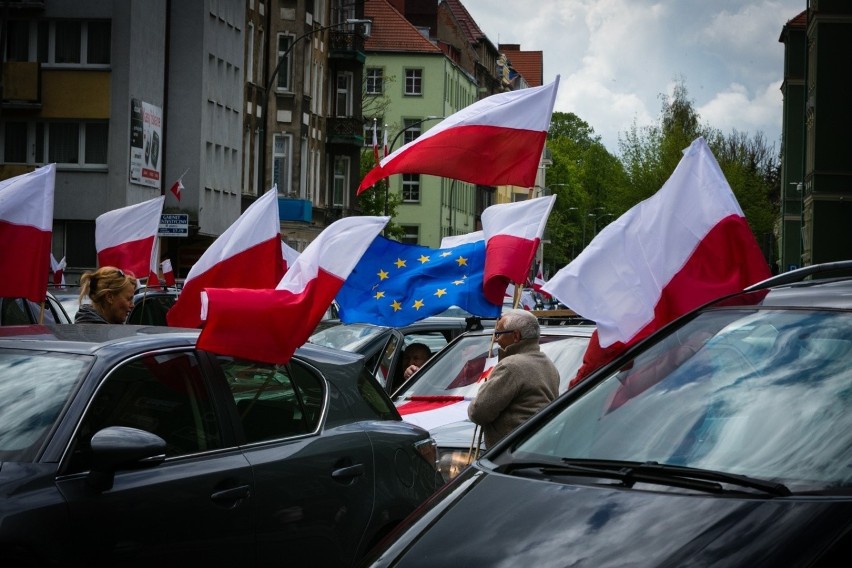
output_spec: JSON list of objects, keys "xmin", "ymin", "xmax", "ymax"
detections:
[{"xmin": 459, "ymin": 0, "xmax": 805, "ymax": 154}]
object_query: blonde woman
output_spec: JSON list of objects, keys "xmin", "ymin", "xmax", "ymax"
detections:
[{"xmin": 75, "ymin": 267, "xmax": 137, "ymax": 324}]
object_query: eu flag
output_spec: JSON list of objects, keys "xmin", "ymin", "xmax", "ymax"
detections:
[{"xmin": 336, "ymin": 236, "xmax": 501, "ymax": 326}]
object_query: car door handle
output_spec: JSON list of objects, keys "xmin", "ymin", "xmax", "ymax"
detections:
[
  {"xmin": 211, "ymin": 484, "xmax": 252, "ymax": 503},
  {"xmin": 331, "ymin": 463, "xmax": 365, "ymax": 481}
]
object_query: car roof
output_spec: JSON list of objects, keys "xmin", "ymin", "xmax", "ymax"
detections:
[
  {"xmin": 0, "ymin": 323, "xmax": 364, "ymax": 366},
  {"xmin": 735, "ymin": 277, "xmax": 852, "ymax": 310}
]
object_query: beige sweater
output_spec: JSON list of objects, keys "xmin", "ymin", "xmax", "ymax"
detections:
[{"xmin": 468, "ymin": 337, "xmax": 560, "ymax": 448}]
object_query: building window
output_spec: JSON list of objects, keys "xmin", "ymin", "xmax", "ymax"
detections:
[
  {"xmin": 273, "ymin": 134, "xmax": 292, "ymax": 194},
  {"xmin": 402, "ymin": 174, "xmax": 420, "ymax": 202},
  {"xmin": 332, "ymin": 155, "xmax": 349, "ymax": 207},
  {"xmin": 335, "ymin": 72, "xmax": 353, "ymax": 117},
  {"xmin": 403, "ymin": 118, "xmax": 422, "ymax": 145},
  {"xmin": 5, "ymin": 20, "xmax": 30, "ymax": 62},
  {"xmin": 363, "ymin": 119, "xmax": 384, "ymax": 149},
  {"xmin": 404, "ymin": 69, "xmax": 422, "ymax": 96},
  {"xmin": 276, "ymin": 34, "xmax": 293, "ymax": 91},
  {"xmin": 247, "ymin": 23, "xmax": 255, "ymax": 84},
  {"xmin": 4, "ymin": 120, "xmax": 108, "ymax": 167},
  {"xmin": 366, "ymin": 68, "xmax": 383, "ymax": 95},
  {"xmin": 400, "ymin": 225, "xmax": 420, "ymax": 245},
  {"xmin": 26, "ymin": 20, "xmax": 112, "ymax": 66}
]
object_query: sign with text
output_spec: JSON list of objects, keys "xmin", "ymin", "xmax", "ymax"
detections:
[{"xmin": 159, "ymin": 213, "xmax": 189, "ymax": 237}]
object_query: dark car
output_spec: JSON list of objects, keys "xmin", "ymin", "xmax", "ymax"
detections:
[
  {"xmin": 0, "ymin": 324, "xmax": 440, "ymax": 567},
  {"xmin": 0, "ymin": 291, "xmax": 72, "ymax": 325},
  {"xmin": 127, "ymin": 286, "xmax": 180, "ymax": 325},
  {"xmin": 308, "ymin": 315, "xmax": 491, "ymax": 393},
  {"xmin": 391, "ymin": 325, "xmax": 594, "ymax": 482},
  {"xmin": 363, "ymin": 262, "xmax": 852, "ymax": 567}
]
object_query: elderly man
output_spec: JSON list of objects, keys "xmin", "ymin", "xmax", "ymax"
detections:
[{"xmin": 468, "ymin": 309, "xmax": 560, "ymax": 448}]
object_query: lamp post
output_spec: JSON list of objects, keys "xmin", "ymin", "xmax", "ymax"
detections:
[
  {"xmin": 257, "ymin": 18, "xmax": 371, "ymax": 195},
  {"xmin": 382, "ymin": 115, "xmax": 444, "ymax": 216}
]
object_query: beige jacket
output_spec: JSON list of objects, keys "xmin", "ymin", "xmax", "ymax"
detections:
[{"xmin": 468, "ymin": 337, "xmax": 560, "ymax": 448}]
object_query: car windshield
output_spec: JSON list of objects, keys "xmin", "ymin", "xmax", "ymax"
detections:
[
  {"xmin": 398, "ymin": 333, "xmax": 591, "ymax": 398},
  {"xmin": 0, "ymin": 350, "xmax": 91, "ymax": 462},
  {"xmin": 309, "ymin": 323, "xmax": 387, "ymax": 352},
  {"xmin": 508, "ymin": 308, "xmax": 852, "ymax": 491}
]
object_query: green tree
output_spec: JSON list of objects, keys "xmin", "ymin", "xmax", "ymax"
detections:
[{"xmin": 356, "ymin": 150, "xmax": 404, "ymax": 240}]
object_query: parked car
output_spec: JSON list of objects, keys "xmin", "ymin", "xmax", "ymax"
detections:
[
  {"xmin": 127, "ymin": 286, "xmax": 180, "ymax": 325},
  {"xmin": 391, "ymin": 325, "xmax": 594, "ymax": 482},
  {"xmin": 0, "ymin": 291, "xmax": 71, "ymax": 325},
  {"xmin": 363, "ymin": 262, "xmax": 852, "ymax": 567},
  {"xmin": 308, "ymin": 315, "xmax": 492, "ymax": 393},
  {"xmin": 0, "ymin": 323, "xmax": 441, "ymax": 566}
]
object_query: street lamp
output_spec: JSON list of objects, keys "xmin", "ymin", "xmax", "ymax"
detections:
[
  {"xmin": 257, "ymin": 18, "xmax": 371, "ymax": 195},
  {"xmin": 382, "ymin": 115, "xmax": 444, "ymax": 216}
]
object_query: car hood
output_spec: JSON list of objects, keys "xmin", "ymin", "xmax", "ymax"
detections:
[{"xmin": 377, "ymin": 468, "xmax": 852, "ymax": 567}]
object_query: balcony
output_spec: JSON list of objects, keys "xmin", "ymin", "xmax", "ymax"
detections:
[
  {"xmin": 327, "ymin": 116, "xmax": 365, "ymax": 147},
  {"xmin": 2, "ymin": 62, "xmax": 41, "ymax": 109},
  {"xmin": 278, "ymin": 197, "xmax": 312, "ymax": 223},
  {"xmin": 329, "ymin": 30, "xmax": 365, "ymax": 63}
]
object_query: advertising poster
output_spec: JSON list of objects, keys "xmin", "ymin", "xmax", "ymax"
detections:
[{"xmin": 129, "ymin": 98, "xmax": 162, "ymax": 188}]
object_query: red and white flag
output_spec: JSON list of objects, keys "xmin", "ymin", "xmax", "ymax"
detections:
[
  {"xmin": 281, "ymin": 240, "xmax": 300, "ymax": 273},
  {"xmin": 481, "ymin": 195, "xmax": 556, "ymax": 304},
  {"xmin": 382, "ymin": 124, "xmax": 388, "ymax": 158},
  {"xmin": 533, "ymin": 262, "xmax": 550, "ymax": 299},
  {"xmin": 197, "ymin": 216, "xmax": 389, "ymax": 364},
  {"xmin": 170, "ymin": 178, "xmax": 184, "ymax": 201},
  {"xmin": 161, "ymin": 258, "xmax": 176, "ymax": 287},
  {"xmin": 357, "ymin": 77, "xmax": 560, "ymax": 193},
  {"xmin": 51, "ymin": 254, "xmax": 67, "ymax": 287},
  {"xmin": 96, "ymin": 196, "xmax": 164, "ymax": 278},
  {"xmin": 147, "ymin": 237, "xmax": 162, "ymax": 288},
  {"xmin": 0, "ymin": 164, "xmax": 55, "ymax": 302},
  {"xmin": 166, "ymin": 189, "xmax": 284, "ymax": 328},
  {"xmin": 543, "ymin": 137, "xmax": 771, "ymax": 386}
]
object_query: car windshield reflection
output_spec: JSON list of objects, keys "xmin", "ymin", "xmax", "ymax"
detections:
[{"xmin": 509, "ymin": 309, "xmax": 852, "ymax": 491}]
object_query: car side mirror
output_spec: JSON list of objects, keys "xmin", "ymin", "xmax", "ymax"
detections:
[{"xmin": 87, "ymin": 426, "xmax": 167, "ymax": 491}]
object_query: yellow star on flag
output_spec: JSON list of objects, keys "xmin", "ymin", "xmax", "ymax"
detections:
[
  {"xmin": 373, "ymin": 291, "xmax": 385, "ymax": 300},
  {"xmin": 434, "ymin": 288, "xmax": 447, "ymax": 298},
  {"xmin": 456, "ymin": 256, "xmax": 468, "ymax": 267},
  {"xmin": 391, "ymin": 300, "xmax": 403, "ymax": 311},
  {"xmin": 440, "ymin": 251, "xmax": 452, "ymax": 257},
  {"xmin": 412, "ymin": 299, "xmax": 425, "ymax": 310},
  {"xmin": 395, "ymin": 258, "xmax": 407, "ymax": 269},
  {"xmin": 418, "ymin": 255, "xmax": 430, "ymax": 264},
  {"xmin": 377, "ymin": 269, "xmax": 389, "ymax": 280}
]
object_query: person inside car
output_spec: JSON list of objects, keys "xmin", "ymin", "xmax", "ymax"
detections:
[
  {"xmin": 75, "ymin": 267, "xmax": 137, "ymax": 324},
  {"xmin": 400, "ymin": 342, "xmax": 432, "ymax": 382}
]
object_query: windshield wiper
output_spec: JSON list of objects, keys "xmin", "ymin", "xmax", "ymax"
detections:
[{"xmin": 498, "ymin": 459, "xmax": 790, "ymax": 496}]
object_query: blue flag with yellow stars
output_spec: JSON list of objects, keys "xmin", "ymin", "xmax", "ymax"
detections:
[{"xmin": 336, "ymin": 236, "xmax": 502, "ymax": 326}]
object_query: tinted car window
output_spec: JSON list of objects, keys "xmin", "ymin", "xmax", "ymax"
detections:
[
  {"xmin": 68, "ymin": 351, "xmax": 222, "ymax": 472},
  {"xmin": 358, "ymin": 368, "xmax": 399, "ymax": 420},
  {"xmin": 220, "ymin": 357, "xmax": 323, "ymax": 442},
  {"xmin": 512, "ymin": 309, "xmax": 852, "ymax": 491},
  {"xmin": 0, "ymin": 350, "xmax": 89, "ymax": 462}
]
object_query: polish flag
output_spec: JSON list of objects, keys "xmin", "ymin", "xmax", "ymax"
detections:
[
  {"xmin": 281, "ymin": 240, "xmax": 300, "ymax": 273},
  {"xmin": 161, "ymin": 258, "xmax": 176, "ymax": 287},
  {"xmin": 96, "ymin": 196, "xmax": 164, "ymax": 278},
  {"xmin": 357, "ymin": 77, "xmax": 560, "ymax": 193},
  {"xmin": 0, "ymin": 164, "xmax": 55, "ymax": 302},
  {"xmin": 170, "ymin": 178, "xmax": 183, "ymax": 201},
  {"xmin": 543, "ymin": 137, "xmax": 771, "ymax": 386},
  {"xmin": 481, "ymin": 195, "xmax": 556, "ymax": 304},
  {"xmin": 166, "ymin": 188, "xmax": 284, "ymax": 328},
  {"xmin": 197, "ymin": 216, "xmax": 388, "ymax": 364},
  {"xmin": 147, "ymin": 237, "xmax": 162, "ymax": 288},
  {"xmin": 51, "ymin": 254, "xmax": 67, "ymax": 287},
  {"xmin": 533, "ymin": 262, "xmax": 550, "ymax": 299}
]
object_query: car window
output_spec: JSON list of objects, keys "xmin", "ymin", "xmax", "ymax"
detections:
[
  {"xmin": 128, "ymin": 295, "xmax": 176, "ymax": 325},
  {"xmin": 511, "ymin": 309, "xmax": 852, "ymax": 491},
  {"xmin": 68, "ymin": 351, "xmax": 222, "ymax": 473},
  {"xmin": 0, "ymin": 350, "xmax": 89, "ymax": 462},
  {"xmin": 375, "ymin": 333, "xmax": 402, "ymax": 389},
  {"xmin": 1, "ymin": 297, "xmax": 32, "ymax": 325},
  {"xmin": 219, "ymin": 357, "xmax": 324, "ymax": 443},
  {"xmin": 358, "ymin": 368, "xmax": 399, "ymax": 421}
]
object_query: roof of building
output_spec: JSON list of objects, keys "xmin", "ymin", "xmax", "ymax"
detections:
[
  {"xmin": 365, "ymin": 0, "xmax": 443, "ymax": 54},
  {"xmin": 444, "ymin": 0, "xmax": 488, "ymax": 46},
  {"xmin": 499, "ymin": 44, "xmax": 544, "ymax": 87}
]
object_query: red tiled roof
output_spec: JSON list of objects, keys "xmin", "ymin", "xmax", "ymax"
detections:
[
  {"xmin": 500, "ymin": 45, "xmax": 543, "ymax": 87},
  {"xmin": 444, "ymin": 0, "xmax": 487, "ymax": 45},
  {"xmin": 365, "ymin": 0, "xmax": 443, "ymax": 54}
]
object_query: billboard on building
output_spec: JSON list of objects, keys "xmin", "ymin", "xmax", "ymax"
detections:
[{"xmin": 129, "ymin": 99, "xmax": 163, "ymax": 189}]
